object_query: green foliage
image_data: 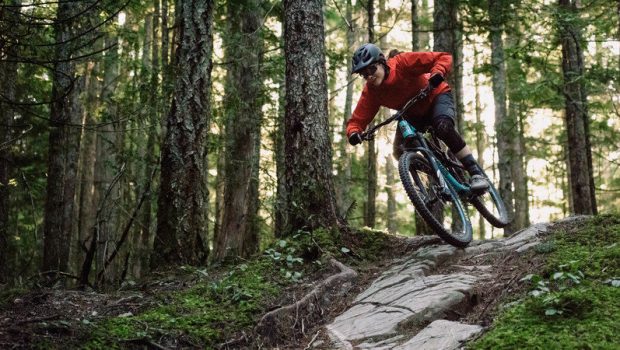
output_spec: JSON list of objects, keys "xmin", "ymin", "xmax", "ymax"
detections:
[
  {"xmin": 264, "ymin": 234, "xmax": 307, "ymax": 282},
  {"xmin": 80, "ymin": 225, "xmax": 397, "ymax": 347},
  {"xmin": 470, "ymin": 215, "xmax": 620, "ymax": 349},
  {"xmin": 84, "ymin": 259, "xmax": 284, "ymax": 348}
]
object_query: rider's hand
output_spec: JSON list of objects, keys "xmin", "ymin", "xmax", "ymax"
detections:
[
  {"xmin": 429, "ymin": 73, "xmax": 444, "ymax": 89},
  {"xmin": 348, "ymin": 132, "xmax": 363, "ymax": 146}
]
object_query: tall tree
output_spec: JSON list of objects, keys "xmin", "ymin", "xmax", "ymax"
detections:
[
  {"xmin": 473, "ymin": 43, "xmax": 487, "ymax": 239},
  {"xmin": 42, "ymin": 1, "xmax": 83, "ymax": 278},
  {"xmin": 336, "ymin": 0, "xmax": 354, "ymax": 216},
  {"xmin": 153, "ymin": 0, "xmax": 214, "ymax": 266},
  {"xmin": 75, "ymin": 58, "xmax": 100, "ymax": 272},
  {"xmin": 92, "ymin": 33, "xmax": 121, "ymax": 285},
  {"xmin": 213, "ymin": 0, "xmax": 263, "ymax": 260},
  {"xmin": 557, "ymin": 0, "xmax": 597, "ymax": 215},
  {"xmin": 0, "ymin": 0, "xmax": 21, "ymax": 283},
  {"xmin": 506, "ymin": 29, "xmax": 530, "ymax": 230},
  {"xmin": 411, "ymin": 0, "xmax": 420, "ymax": 51},
  {"xmin": 274, "ymin": 16, "xmax": 287, "ymax": 237},
  {"xmin": 281, "ymin": 0, "xmax": 341, "ymax": 234},
  {"xmin": 365, "ymin": 0, "xmax": 377, "ymax": 228},
  {"xmin": 433, "ymin": 0, "xmax": 462, "ymax": 131},
  {"xmin": 489, "ymin": 0, "xmax": 516, "ymax": 235}
]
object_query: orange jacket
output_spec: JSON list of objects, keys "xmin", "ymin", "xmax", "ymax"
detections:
[{"xmin": 346, "ymin": 51, "xmax": 452, "ymax": 137}]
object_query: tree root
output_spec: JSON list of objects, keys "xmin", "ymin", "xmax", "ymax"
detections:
[{"xmin": 255, "ymin": 258, "xmax": 357, "ymax": 345}]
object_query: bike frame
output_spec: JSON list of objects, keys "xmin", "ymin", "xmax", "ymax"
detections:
[
  {"xmin": 361, "ymin": 87, "xmax": 471, "ymax": 195},
  {"xmin": 399, "ymin": 119, "xmax": 470, "ymax": 194}
]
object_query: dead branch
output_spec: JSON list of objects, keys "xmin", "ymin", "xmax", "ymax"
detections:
[
  {"xmin": 95, "ymin": 167, "xmax": 156, "ymax": 287},
  {"xmin": 16, "ymin": 314, "xmax": 61, "ymax": 325}
]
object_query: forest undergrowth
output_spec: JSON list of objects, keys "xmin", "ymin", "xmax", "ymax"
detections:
[
  {"xmin": 0, "ymin": 226, "xmax": 410, "ymax": 349},
  {"xmin": 0, "ymin": 215, "xmax": 618, "ymax": 349},
  {"xmin": 469, "ymin": 214, "xmax": 620, "ymax": 349}
]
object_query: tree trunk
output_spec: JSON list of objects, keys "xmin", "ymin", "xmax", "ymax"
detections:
[
  {"xmin": 274, "ymin": 18, "xmax": 287, "ymax": 237},
  {"xmin": 489, "ymin": 0, "xmax": 515, "ymax": 235},
  {"xmin": 365, "ymin": 0, "xmax": 377, "ymax": 228},
  {"xmin": 506, "ymin": 18, "xmax": 530, "ymax": 231},
  {"xmin": 91, "ymin": 33, "xmax": 121, "ymax": 286},
  {"xmin": 42, "ymin": 2, "xmax": 83, "ymax": 279},
  {"xmin": 281, "ymin": 0, "xmax": 341, "ymax": 234},
  {"xmin": 558, "ymin": 0, "xmax": 597, "ymax": 215},
  {"xmin": 0, "ymin": 0, "xmax": 20, "ymax": 283},
  {"xmin": 411, "ymin": 0, "xmax": 419, "ymax": 51},
  {"xmin": 153, "ymin": 0, "xmax": 214, "ymax": 266},
  {"xmin": 473, "ymin": 44, "xmax": 486, "ymax": 239},
  {"xmin": 433, "ymin": 0, "xmax": 462, "ymax": 131},
  {"xmin": 213, "ymin": 0, "xmax": 263, "ymax": 261},
  {"xmin": 385, "ymin": 155, "xmax": 397, "ymax": 233},
  {"xmin": 75, "ymin": 59, "xmax": 99, "ymax": 273},
  {"xmin": 337, "ymin": 0, "xmax": 354, "ymax": 217}
]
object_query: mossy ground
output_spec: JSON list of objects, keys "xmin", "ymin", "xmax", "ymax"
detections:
[
  {"xmin": 470, "ymin": 215, "xmax": 620, "ymax": 349},
  {"xmin": 80, "ymin": 227, "xmax": 397, "ymax": 349}
]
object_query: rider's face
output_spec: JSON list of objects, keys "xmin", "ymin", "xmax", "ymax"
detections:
[{"xmin": 361, "ymin": 63, "xmax": 385, "ymax": 87}]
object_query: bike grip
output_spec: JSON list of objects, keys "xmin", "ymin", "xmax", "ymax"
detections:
[
  {"xmin": 429, "ymin": 73, "xmax": 444, "ymax": 88},
  {"xmin": 348, "ymin": 132, "xmax": 363, "ymax": 146}
]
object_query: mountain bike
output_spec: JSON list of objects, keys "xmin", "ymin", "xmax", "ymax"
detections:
[{"xmin": 360, "ymin": 87, "xmax": 510, "ymax": 247}]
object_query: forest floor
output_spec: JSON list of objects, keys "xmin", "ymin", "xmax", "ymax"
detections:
[{"xmin": 0, "ymin": 215, "xmax": 618, "ymax": 349}]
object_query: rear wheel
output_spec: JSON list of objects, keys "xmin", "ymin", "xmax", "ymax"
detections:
[{"xmin": 398, "ymin": 152, "xmax": 472, "ymax": 247}]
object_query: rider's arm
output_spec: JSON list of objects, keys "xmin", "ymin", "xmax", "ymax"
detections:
[
  {"xmin": 346, "ymin": 87, "xmax": 380, "ymax": 137},
  {"xmin": 397, "ymin": 52, "xmax": 452, "ymax": 78}
]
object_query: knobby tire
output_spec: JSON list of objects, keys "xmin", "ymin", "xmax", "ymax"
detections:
[{"xmin": 398, "ymin": 152, "xmax": 472, "ymax": 247}]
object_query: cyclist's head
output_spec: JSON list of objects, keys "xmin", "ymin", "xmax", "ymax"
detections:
[{"xmin": 351, "ymin": 43, "xmax": 385, "ymax": 75}]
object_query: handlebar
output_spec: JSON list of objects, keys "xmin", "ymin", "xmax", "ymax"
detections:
[{"xmin": 360, "ymin": 86, "xmax": 432, "ymax": 141}]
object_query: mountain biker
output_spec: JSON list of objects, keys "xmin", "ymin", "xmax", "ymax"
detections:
[{"xmin": 346, "ymin": 43, "xmax": 489, "ymax": 192}]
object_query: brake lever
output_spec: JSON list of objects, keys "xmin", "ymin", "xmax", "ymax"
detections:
[{"xmin": 361, "ymin": 131, "xmax": 375, "ymax": 141}]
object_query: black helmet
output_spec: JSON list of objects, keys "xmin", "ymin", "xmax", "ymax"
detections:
[{"xmin": 351, "ymin": 43, "xmax": 385, "ymax": 74}]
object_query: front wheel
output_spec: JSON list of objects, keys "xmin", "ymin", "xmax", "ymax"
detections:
[
  {"xmin": 398, "ymin": 152, "xmax": 473, "ymax": 247},
  {"xmin": 469, "ymin": 172, "xmax": 510, "ymax": 228}
]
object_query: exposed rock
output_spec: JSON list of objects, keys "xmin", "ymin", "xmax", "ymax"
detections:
[
  {"xmin": 324, "ymin": 217, "xmax": 588, "ymax": 349},
  {"xmin": 393, "ymin": 320, "xmax": 482, "ymax": 350}
]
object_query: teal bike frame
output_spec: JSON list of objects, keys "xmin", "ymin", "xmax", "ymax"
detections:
[{"xmin": 397, "ymin": 118, "xmax": 470, "ymax": 194}]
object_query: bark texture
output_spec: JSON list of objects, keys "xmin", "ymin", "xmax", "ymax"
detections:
[
  {"xmin": 282, "ymin": 0, "xmax": 341, "ymax": 234},
  {"xmin": 213, "ymin": 0, "xmax": 263, "ymax": 260},
  {"xmin": 336, "ymin": 0, "xmax": 354, "ymax": 216},
  {"xmin": 365, "ymin": 0, "xmax": 377, "ymax": 228},
  {"xmin": 0, "ymin": 0, "xmax": 20, "ymax": 283},
  {"xmin": 433, "ymin": 0, "xmax": 463, "ymax": 132},
  {"xmin": 153, "ymin": 0, "xmax": 214, "ymax": 266},
  {"xmin": 489, "ymin": 0, "xmax": 516, "ymax": 235},
  {"xmin": 558, "ymin": 0, "xmax": 597, "ymax": 215},
  {"xmin": 42, "ymin": 2, "xmax": 82, "ymax": 276}
]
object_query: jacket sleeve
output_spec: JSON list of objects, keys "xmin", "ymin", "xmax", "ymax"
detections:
[
  {"xmin": 398, "ymin": 52, "xmax": 452, "ymax": 77},
  {"xmin": 346, "ymin": 87, "xmax": 380, "ymax": 137}
]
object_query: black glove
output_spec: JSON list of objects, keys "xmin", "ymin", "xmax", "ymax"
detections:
[
  {"xmin": 348, "ymin": 132, "xmax": 363, "ymax": 146},
  {"xmin": 429, "ymin": 73, "xmax": 444, "ymax": 88}
]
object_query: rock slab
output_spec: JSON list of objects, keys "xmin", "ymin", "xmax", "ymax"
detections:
[{"xmin": 324, "ymin": 217, "xmax": 589, "ymax": 349}]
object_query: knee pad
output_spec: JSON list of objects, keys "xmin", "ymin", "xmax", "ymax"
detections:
[
  {"xmin": 433, "ymin": 118, "xmax": 455, "ymax": 139},
  {"xmin": 433, "ymin": 118, "xmax": 466, "ymax": 153}
]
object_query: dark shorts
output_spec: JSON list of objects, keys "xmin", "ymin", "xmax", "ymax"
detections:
[{"xmin": 393, "ymin": 92, "xmax": 460, "ymax": 160}]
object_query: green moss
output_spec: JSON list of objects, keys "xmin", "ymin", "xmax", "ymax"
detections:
[
  {"xmin": 80, "ymin": 225, "xmax": 398, "ymax": 348},
  {"xmin": 84, "ymin": 258, "xmax": 283, "ymax": 349},
  {"xmin": 354, "ymin": 227, "xmax": 394, "ymax": 260},
  {"xmin": 0, "ymin": 287, "xmax": 26, "ymax": 308},
  {"xmin": 470, "ymin": 215, "xmax": 620, "ymax": 349}
]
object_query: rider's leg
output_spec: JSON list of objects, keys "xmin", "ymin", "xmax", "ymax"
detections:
[{"xmin": 431, "ymin": 93, "xmax": 489, "ymax": 191}]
